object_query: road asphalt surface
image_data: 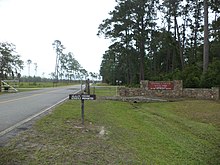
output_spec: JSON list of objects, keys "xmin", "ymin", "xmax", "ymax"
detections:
[{"xmin": 0, "ymin": 85, "xmax": 81, "ymax": 144}]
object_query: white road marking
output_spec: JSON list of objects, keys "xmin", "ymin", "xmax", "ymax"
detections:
[{"xmin": 0, "ymin": 89, "xmax": 81, "ymax": 137}]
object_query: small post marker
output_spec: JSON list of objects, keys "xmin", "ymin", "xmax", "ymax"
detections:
[
  {"xmin": 85, "ymin": 79, "xmax": 90, "ymax": 95},
  {"xmin": 81, "ymin": 98, "xmax": 85, "ymax": 125},
  {"xmin": 69, "ymin": 93, "xmax": 96, "ymax": 125}
]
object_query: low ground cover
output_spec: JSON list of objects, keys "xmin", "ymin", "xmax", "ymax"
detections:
[
  {"xmin": 18, "ymin": 81, "xmax": 78, "ymax": 88},
  {"xmin": 0, "ymin": 87, "xmax": 219, "ymax": 164},
  {"xmin": 1, "ymin": 81, "xmax": 79, "ymax": 92}
]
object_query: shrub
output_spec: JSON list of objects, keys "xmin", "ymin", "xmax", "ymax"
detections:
[{"xmin": 200, "ymin": 59, "xmax": 220, "ymax": 88}]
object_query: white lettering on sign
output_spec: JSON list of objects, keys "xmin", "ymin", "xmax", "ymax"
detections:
[
  {"xmin": 69, "ymin": 94, "xmax": 96, "ymax": 100},
  {"xmin": 81, "ymin": 95, "xmax": 96, "ymax": 100},
  {"xmin": 71, "ymin": 95, "xmax": 81, "ymax": 100},
  {"xmin": 148, "ymin": 82, "xmax": 174, "ymax": 90}
]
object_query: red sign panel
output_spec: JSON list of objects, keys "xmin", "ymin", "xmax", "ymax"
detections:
[{"xmin": 148, "ymin": 82, "xmax": 174, "ymax": 90}]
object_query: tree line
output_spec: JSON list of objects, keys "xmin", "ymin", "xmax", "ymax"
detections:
[
  {"xmin": 98, "ymin": 0, "xmax": 220, "ymax": 87},
  {"xmin": 52, "ymin": 40, "xmax": 86, "ymax": 81},
  {"xmin": 0, "ymin": 42, "xmax": 23, "ymax": 80},
  {"xmin": 0, "ymin": 40, "xmax": 100, "ymax": 82},
  {"xmin": 52, "ymin": 40, "xmax": 100, "ymax": 82}
]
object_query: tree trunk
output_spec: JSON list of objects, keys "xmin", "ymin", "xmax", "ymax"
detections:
[
  {"xmin": 140, "ymin": 41, "xmax": 145, "ymax": 81},
  {"xmin": 139, "ymin": 16, "xmax": 145, "ymax": 81},
  {"xmin": 166, "ymin": 16, "xmax": 172, "ymax": 73},
  {"xmin": 153, "ymin": 52, "xmax": 157, "ymax": 76},
  {"xmin": 174, "ymin": 15, "xmax": 184, "ymax": 69},
  {"xmin": 192, "ymin": 0, "xmax": 200, "ymax": 64},
  {"xmin": 203, "ymin": 0, "xmax": 209, "ymax": 73}
]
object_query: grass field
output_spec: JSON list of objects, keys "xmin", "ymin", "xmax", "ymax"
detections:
[
  {"xmin": 0, "ymin": 81, "xmax": 79, "ymax": 93},
  {"xmin": 0, "ymin": 87, "xmax": 219, "ymax": 164},
  {"xmin": 18, "ymin": 81, "xmax": 79, "ymax": 88}
]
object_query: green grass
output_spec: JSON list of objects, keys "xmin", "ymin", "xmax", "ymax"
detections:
[
  {"xmin": 93, "ymin": 86, "xmax": 118, "ymax": 96},
  {"xmin": 0, "ymin": 81, "xmax": 79, "ymax": 92},
  {"xmin": 18, "ymin": 81, "xmax": 78, "ymax": 88},
  {"xmin": 0, "ymin": 87, "xmax": 219, "ymax": 164}
]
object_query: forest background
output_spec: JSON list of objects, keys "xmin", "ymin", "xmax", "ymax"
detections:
[
  {"xmin": 98, "ymin": 0, "xmax": 220, "ymax": 88},
  {"xmin": 0, "ymin": 0, "xmax": 220, "ymax": 88}
]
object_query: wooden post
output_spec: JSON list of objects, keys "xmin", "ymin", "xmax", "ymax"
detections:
[
  {"xmin": 69, "ymin": 93, "xmax": 96, "ymax": 125},
  {"xmin": 93, "ymin": 86, "xmax": 95, "ymax": 95},
  {"xmin": 87, "ymin": 79, "xmax": 90, "ymax": 95},
  {"xmin": 81, "ymin": 98, "xmax": 85, "ymax": 125}
]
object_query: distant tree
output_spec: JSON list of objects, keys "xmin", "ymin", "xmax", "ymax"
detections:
[
  {"xmin": 79, "ymin": 68, "xmax": 88, "ymax": 80},
  {"xmin": 49, "ymin": 72, "xmax": 56, "ymax": 80},
  {"xmin": 52, "ymin": 40, "xmax": 85, "ymax": 81},
  {"xmin": 34, "ymin": 62, "xmax": 38, "ymax": 76},
  {"xmin": 27, "ymin": 59, "xmax": 32, "ymax": 77},
  {"xmin": 52, "ymin": 40, "xmax": 65, "ymax": 82},
  {"xmin": 65, "ymin": 52, "xmax": 81, "ymax": 80},
  {"xmin": 89, "ymin": 72, "xmax": 98, "ymax": 82},
  {"xmin": 0, "ymin": 42, "xmax": 24, "ymax": 79}
]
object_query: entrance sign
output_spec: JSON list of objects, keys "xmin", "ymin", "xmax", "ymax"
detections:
[
  {"xmin": 148, "ymin": 82, "xmax": 174, "ymax": 90},
  {"xmin": 69, "ymin": 94, "xmax": 81, "ymax": 100},
  {"xmin": 69, "ymin": 94, "xmax": 96, "ymax": 100},
  {"xmin": 82, "ymin": 94, "xmax": 96, "ymax": 100},
  {"xmin": 69, "ymin": 93, "xmax": 96, "ymax": 125},
  {"xmin": 69, "ymin": 79, "xmax": 96, "ymax": 125}
]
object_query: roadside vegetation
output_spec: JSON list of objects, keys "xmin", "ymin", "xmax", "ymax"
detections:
[
  {"xmin": 98, "ymin": 1, "xmax": 220, "ymax": 88},
  {"xmin": 0, "ymin": 81, "xmax": 80, "ymax": 93},
  {"xmin": 0, "ymin": 87, "xmax": 219, "ymax": 164},
  {"xmin": 18, "ymin": 81, "xmax": 79, "ymax": 88}
]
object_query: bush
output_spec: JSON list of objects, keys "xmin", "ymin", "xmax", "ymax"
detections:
[
  {"xmin": 181, "ymin": 65, "xmax": 202, "ymax": 88},
  {"xmin": 200, "ymin": 60, "xmax": 220, "ymax": 88}
]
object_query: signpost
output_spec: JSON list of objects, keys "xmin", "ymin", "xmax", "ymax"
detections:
[
  {"xmin": 69, "ymin": 94, "xmax": 96, "ymax": 125},
  {"xmin": 69, "ymin": 94, "xmax": 96, "ymax": 100},
  {"xmin": 148, "ymin": 81, "xmax": 174, "ymax": 90}
]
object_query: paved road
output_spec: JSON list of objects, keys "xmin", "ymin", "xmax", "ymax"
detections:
[{"xmin": 0, "ymin": 85, "xmax": 81, "ymax": 136}]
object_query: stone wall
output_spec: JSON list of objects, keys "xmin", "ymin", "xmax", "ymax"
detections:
[
  {"xmin": 119, "ymin": 80, "xmax": 219, "ymax": 100},
  {"xmin": 183, "ymin": 87, "xmax": 219, "ymax": 100}
]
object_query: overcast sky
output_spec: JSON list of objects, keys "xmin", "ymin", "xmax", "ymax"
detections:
[{"xmin": 0, "ymin": 0, "xmax": 116, "ymax": 77}]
